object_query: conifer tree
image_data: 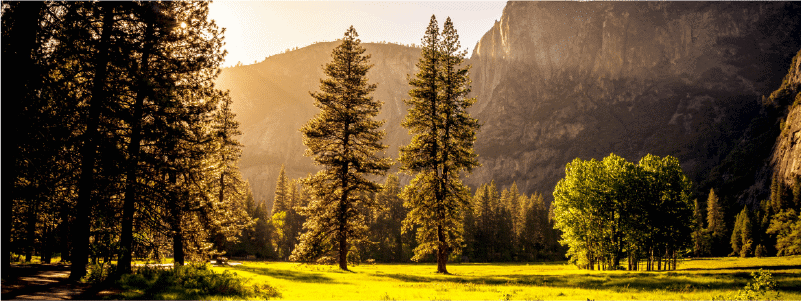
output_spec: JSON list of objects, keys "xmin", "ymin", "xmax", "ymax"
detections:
[
  {"xmin": 400, "ymin": 15, "xmax": 479, "ymax": 274},
  {"xmin": 272, "ymin": 165, "xmax": 289, "ymax": 216},
  {"xmin": 706, "ymin": 188, "xmax": 727, "ymax": 256},
  {"xmin": 291, "ymin": 26, "xmax": 391, "ymax": 271},
  {"xmin": 692, "ymin": 198, "xmax": 710, "ymax": 257},
  {"xmin": 731, "ymin": 206, "xmax": 754, "ymax": 257}
]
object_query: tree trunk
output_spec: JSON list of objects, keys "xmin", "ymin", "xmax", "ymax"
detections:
[
  {"xmin": 172, "ymin": 229, "xmax": 184, "ymax": 267},
  {"xmin": 25, "ymin": 200, "xmax": 36, "ymax": 262},
  {"xmin": 672, "ymin": 250, "xmax": 677, "ymax": 270},
  {"xmin": 169, "ymin": 170, "xmax": 184, "ymax": 267},
  {"xmin": 117, "ymin": 11, "xmax": 156, "ymax": 276},
  {"xmin": 339, "ymin": 229, "xmax": 348, "ymax": 271},
  {"xmin": 71, "ymin": 4, "xmax": 115, "ymax": 281},
  {"xmin": 436, "ymin": 225, "xmax": 449, "ymax": 274},
  {"xmin": 41, "ymin": 226, "xmax": 52, "ymax": 264},
  {"xmin": 338, "ymin": 176, "xmax": 349, "ymax": 271}
]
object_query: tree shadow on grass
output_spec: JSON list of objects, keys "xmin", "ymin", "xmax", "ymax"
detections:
[
  {"xmin": 681, "ymin": 264, "xmax": 801, "ymax": 271},
  {"xmin": 375, "ymin": 270, "xmax": 801, "ymax": 293},
  {"xmin": 230, "ymin": 265, "xmax": 337, "ymax": 283}
]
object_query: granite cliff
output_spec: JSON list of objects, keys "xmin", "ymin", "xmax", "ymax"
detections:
[{"xmin": 770, "ymin": 50, "xmax": 801, "ymax": 188}]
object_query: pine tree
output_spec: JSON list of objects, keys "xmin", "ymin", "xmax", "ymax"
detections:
[
  {"xmin": 291, "ymin": 26, "xmax": 391, "ymax": 271},
  {"xmin": 706, "ymin": 188, "xmax": 727, "ymax": 256},
  {"xmin": 400, "ymin": 15, "xmax": 479, "ymax": 274},
  {"xmin": 731, "ymin": 207, "xmax": 754, "ymax": 257},
  {"xmin": 692, "ymin": 198, "xmax": 710, "ymax": 257},
  {"xmin": 272, "ymin": 165, "xmax": 290, "ymax": 216},
  {"xmin": 770, "ymin": 176, "xmax": 788, "ymax": 213}
]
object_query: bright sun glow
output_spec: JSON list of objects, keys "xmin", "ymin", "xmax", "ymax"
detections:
[{"xmin": 180, "ymin": 22, "xmax": 187, "ymax": 29}]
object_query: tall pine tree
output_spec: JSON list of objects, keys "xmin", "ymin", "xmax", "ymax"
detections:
[
  {"xmin": 291, "ymin": 26, "xmax": 391, "ymax": 271},
  {"xmin": 401, "ymin": 16, "xmax": 479, "ymax": 273},
  {"xmin": 272, "ymin": 165, "xmax": 290, "ymax": 216},
  {"xmin": 706, "ymin": 188, "xmax": 727, "ymax": 256}
]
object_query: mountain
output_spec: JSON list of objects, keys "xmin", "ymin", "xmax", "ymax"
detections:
[
  {"xmin": 216, "ymin": 2, "xmax": 801, "ymax": 209},
  {"xmin": 215, "ymin": 42, "xmax": 421, "ymax": 205},
  {"xmin": 467, "ymin": 1, "xmax": 801, "ymax": 203}
]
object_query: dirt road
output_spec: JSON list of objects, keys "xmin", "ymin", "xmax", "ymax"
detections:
[{"xmin": 1, "ymin": 264, "xmax": 117, "ymax": 300}]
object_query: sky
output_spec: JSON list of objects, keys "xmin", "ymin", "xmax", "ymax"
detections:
[{"xmin": 208, "ymin": 1, "xmax": 507, "ymax": 67}]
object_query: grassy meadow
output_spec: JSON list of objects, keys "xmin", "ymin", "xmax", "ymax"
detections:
[{"xmin": 208, "ymin": 256, "xmax": 801, "ymax": 300}]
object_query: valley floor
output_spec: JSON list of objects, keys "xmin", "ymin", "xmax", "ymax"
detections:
[{"xmin": 212, "ymin": 256, "xmax": 801, "ymax": 300}]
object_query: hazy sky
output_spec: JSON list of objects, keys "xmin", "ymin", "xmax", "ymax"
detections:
[{"xmin": 208, "ymin": 1, "xmax": 507, "ymax": 67}]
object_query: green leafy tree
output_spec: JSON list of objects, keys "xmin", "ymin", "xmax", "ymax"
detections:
[
  {"xmin": 639, "ymin": 154, "xmax": 693, "ymax": 270},
  {"xmin": 400, "ymin": 15, "xmax": 479, "ymax": 274},
  {"xmin": 553, "ymin": 153, "xmax": 692, "ymax": 271},
  {"xmin": 291, "ymin": 26, "xmax": 391, "ymax": 271}
]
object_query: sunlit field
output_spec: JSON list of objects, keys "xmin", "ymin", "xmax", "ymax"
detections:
[{"xmin": 210, "ymin": 256, "xmax": 801, "ymax": 300}]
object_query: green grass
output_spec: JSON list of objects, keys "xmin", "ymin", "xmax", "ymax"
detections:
[
  {"xmin": 9, "ymin": 253, "xmax": 63, "ymax": 264},
  {"xmin": 210, "ymin": 256, "xmax": 801, "ymax": 300}
]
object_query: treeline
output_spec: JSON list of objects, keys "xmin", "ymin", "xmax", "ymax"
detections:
[
  {"xmin": 4, "ymin": 2, "xmax": 252, "ymax": 279},
  {"xmin": 226, "ymin": 168, "xmax": 562, "ymax": 264},
  {"xmin": 693, "ymin": 176, "xmax": 801, "ymax": 259}
]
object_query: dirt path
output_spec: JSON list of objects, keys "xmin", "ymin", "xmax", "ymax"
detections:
[{"xmin": 1, "ymin": 264, "xmax": 118, "ymax": 300}]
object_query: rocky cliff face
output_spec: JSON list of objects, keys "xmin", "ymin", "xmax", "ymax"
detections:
[
  {"xmin": 215, "ymin": 42, "xmax": 420, "ymax": 204},
  {"xmin": 770, "ymin": 50, "xmax": 801, "ymax": 187},
  {"xmin": 468, "ymin": 1, "xmax": 801, "ymax": 202}
]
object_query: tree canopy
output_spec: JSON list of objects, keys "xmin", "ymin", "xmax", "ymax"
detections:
[{"xmin": 553, "ymin": 153, "xmax": 693, "ymax": 271}]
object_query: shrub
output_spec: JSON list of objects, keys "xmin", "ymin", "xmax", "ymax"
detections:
[
  {"xmin": 83, "ymin": 262, "xmax": 116, "ymax": 284},
  {"xmin": 714, "ymin": 269, "xmax": 780, "ymax": 300},
  {"xmin": 117, "ymin": 263, "xmax": 280, "ymax": 299},
  {"xmin": 733, "ymin": 269, "xmax": 779, "ymax": 300}
]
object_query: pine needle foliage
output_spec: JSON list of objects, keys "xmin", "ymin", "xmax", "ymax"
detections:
[
  {"xmin": 400, "ymin": 16, "xmax": 480, "ymax": 274},
  {"xmin": 291, "ymin": 26, "xmax": 391, "ymax": 271}
]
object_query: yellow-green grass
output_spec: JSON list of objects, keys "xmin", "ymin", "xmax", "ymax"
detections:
[
  {"xmin": 214, "ymin": 256, "xmax": 801, "ymax": 300},
  {"xmin": 9, "ymin": 253, "xmax": 62, "ymax": 264}
]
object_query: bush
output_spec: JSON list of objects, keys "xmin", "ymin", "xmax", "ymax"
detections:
[
  {"xmin": 714, "ymin": 269, "xmax": 780, "ymax": 300},
  {"xmin": 117, "ymin": 263, "xmax": 280, "ymax": 299},
  {"xmin": 733, "ymin": 269, "xmax": 779, "ymax": 300},
  {"xmin": 83, "ymin": 262, "xmax": 116, "ymax": 284}
]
